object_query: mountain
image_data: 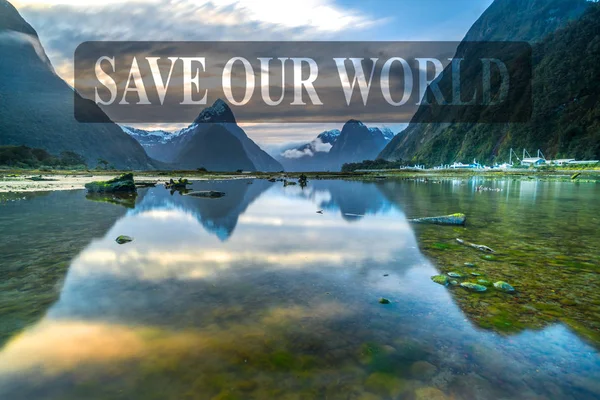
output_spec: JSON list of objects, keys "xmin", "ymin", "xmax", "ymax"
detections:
[
  {"xmin": 329, "ymin": 121, "xmax": 392, "ymax": 167},
  {"xmin": 124, "ymin": 100, "xmax": 283, "ymax": 172},
  {"xmin": 379, "ymin": 0, "xmax": 595, "ymax": 166},
  {"xmin": 132, "ymin": 179, "xmax": 272, "ymax": 241},
  {"xmin": 277, "ymin": 124, "xmax": 394, "ymax": 172},
  {"xmin": 121, "ymin": 125, "xmax": 198, "ymax": 163},
  {"xmin": 176, "ymin": 125, "xmax": 255, "ymax": 171},
  {"xmin": 0, "ymin": 0, "xmax": 155, "ymax": 169}
]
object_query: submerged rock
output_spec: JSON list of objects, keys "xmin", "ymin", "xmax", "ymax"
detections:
[
  {"xmin": 379, "ymin": 298, "xmax": 391, "ymax": 304},
  {"xmin": 449, "ymin": 280, "xmax": 459, "ymax": 286},
  {"xmin": 185, "ymin": 191, "xmax": 226, "ymax": 198},
  {"xmin": 414, "ymin": 387, "xmax": 449, "ymax": 400},
  {"xmin": 447, "ymin": 272, "xmax": 462, "ymax": 278},
  {"xmin": 410, "ymin": 361, "xmax": 438, "ymax": 379},
  {"xmin": 85, "ymin": 173, "xmax": 136, "ymax": 193},
  {"xmin": 365, "ymin": 372, "xmax": 406, "ymax": 397},
  {"xmin": 431, "ymin": 275, "xmax": 449, "ymax": 285},
  {"xmin": 477, "ymin": 279, "xmax": 493, "ymax": 287},
  {"xmin": 86, "ymin": 193, "xmax": 137, "ymax": 209},
  {"xmin": 460, "ymin": 282, "xmax": 487, "ymax": 292},
  {"xmin": 115, "ymin": 235, "xmax": 133, "ymax": 244},
  {"xmin": 409, "ymin": 213, "xmax": 466, "ymax": 226},
  {"xmin": 494, "ymin": 281, "xmax": 515, "ymax": 293},
  {"xmin": 464, "ymin": 262, "xmax": 476, "ymax": 267}
]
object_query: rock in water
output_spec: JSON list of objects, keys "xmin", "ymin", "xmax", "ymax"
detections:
[
  {"xmin": 379, "ymin": 298, "xmax": 391, "ymax": 304},
  {"xmin": 460, "ymin": 282, "xmax": 487, "ymax": 292},
  {"xmin": 116, "ymin": 235, "xmax": 133, "ymax": 244},
  {"xmin": 447, "ymin": 272, "xmax": 463, "ymax": 278},
  {"xmin": 494, "ymin": 281, "xmax": 515, "ymax": 293},
  {"xmin": 185, "ymin": 191, "xmax": 226, "ymax": 198},
  {"xmin": 431, "ymin": 275, "xmax": 449, "ymax": 285},
  {"xmin": 85, "ymin": 173, "xmax": 136, "ymax": 193},
  {"xmin": 165, "ymin": 178, "xmax": 190, "ymax": 190},
  {"xmin": 409, "ymin": 213, "xmax": 466, "ymax": 226}
]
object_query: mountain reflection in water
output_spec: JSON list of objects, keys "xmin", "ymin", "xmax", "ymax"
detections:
[{"xmin": 0, "ymin": 179, "xmax": 598, "ymax": 400}]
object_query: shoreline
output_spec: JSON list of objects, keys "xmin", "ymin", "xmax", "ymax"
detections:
[{"xmin": 1, "ymin": 169, "xmax": 598, "ymax": 194}]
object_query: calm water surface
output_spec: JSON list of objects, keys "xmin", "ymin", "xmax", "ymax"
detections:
[{"xmin": 0, "ymin": 179, "xmax": 599, "ymax": 400}]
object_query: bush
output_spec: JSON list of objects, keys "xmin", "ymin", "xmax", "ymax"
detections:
[
  {"xmin": 0, "ymin": 145, "xmax": 87, "ymax": 169},
  {"xmin": 342, "ymin": 159, "xmax": 408, "ymax": 172}
]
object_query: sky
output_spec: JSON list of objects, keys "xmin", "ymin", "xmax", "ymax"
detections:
[{"xmin": 12, "ymin": 0, "xmax": 494, "ymax": 151}]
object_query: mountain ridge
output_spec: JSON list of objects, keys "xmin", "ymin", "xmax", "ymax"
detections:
[
  {"xmin": 0, "ymin": 0, "xmax": 156, "ymax": 170},
  {"xmin": 276, "ymin": 123, "xmax": 396, "ymax": 172},
  {"xmin": 124, "ymin": 100, "xmax": 283, "ymax": 172},
  {"xmin": 379, "ymin": 0, "xmax": 595, "ymax": 165}
]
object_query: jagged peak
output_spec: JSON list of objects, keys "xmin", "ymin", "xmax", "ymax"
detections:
[
  {"xmin": 193, "ymin": 99, "xmax": 237, "ymax": 124},
  {"xmin": 317, "ymin": 129, "xmax": 341, "ymax": 143},
  {"xmin": 0, "ymin": 0, "xmax": 38, "ymax": 37},
  {"xmin": 344, "ymin": 119, "xmax": 366, "ymax": 127}
]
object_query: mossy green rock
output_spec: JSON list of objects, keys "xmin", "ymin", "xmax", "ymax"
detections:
[
  {"xmin": 477, "ymin": 279, "xmax": 493, "ymax": 287},
  {"xmin": 116, "ymin": 235, "xmax": 133, "ymax": 244},
  {"xmin": 460, "ymin": 282, "xmax": 487, "ymax": 292},
  {"xmin": 166, "ymin": 178, "xmax": 190, "ymax": 189},
  {"xmin": 85, "ymin": 173, "xmax": 136, "ymax": 193},
  {"xmin": 431, "ymin": 275, "xmax": 449, "ymax": 285},
  {"xmin": 409, "ymin": 213, "xmax": 466, "ymax": 226},
  {"xmin": 494, "ymin": 281, "xmax": 515, "ymax": 293},
  {"xmin": 447, "ymin": 272, "xmax": 462, "ymax": 278},
  {"xmin": 379, "ymin": 298, "xmax": 391, "ymax": 304}
]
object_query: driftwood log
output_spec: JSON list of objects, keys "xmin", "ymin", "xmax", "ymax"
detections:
[{"xmin": 456, "ymin": 238, "xmax": 495, "ymax": 253}]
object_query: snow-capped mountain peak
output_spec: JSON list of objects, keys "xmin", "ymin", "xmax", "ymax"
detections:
[{"xmin": 121, "ymin": 124, "xmax": 197, "ymax": 145}]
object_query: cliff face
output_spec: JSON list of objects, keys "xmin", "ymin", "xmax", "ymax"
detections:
[
  {"xmin": 379, "ymin": 0, "xmax": 595, "ymax": 165},
  {"xmin": 0, "ymin": 0, "xmax": 155, "ymax": 169}
]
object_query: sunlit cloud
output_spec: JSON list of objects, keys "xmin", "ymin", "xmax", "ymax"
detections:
[{"xmin": 0, "ymin": 301, "xmax": 350, "ymax": 376}]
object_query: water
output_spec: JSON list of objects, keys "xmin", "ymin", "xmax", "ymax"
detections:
[{"xmin": 0, "ymin": 178, "xmax": 599, "ymax": 399}]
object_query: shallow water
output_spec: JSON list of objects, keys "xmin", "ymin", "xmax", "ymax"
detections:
[{"xmin": 0, "ymin": 178, "xmax": 599, "ymax": 399}]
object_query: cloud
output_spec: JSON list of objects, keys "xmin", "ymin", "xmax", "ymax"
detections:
[
  {"xmin": 282, "ymin": 147, "xmax": 314, "ymax": 159},
  {"xmin": 14, "ymin": 0, "xmax": 386, "ymax": 85},
  {"xmin": 280, "ymin": 136, "xmax": 334, "ymax": 159},
  {"xmin": 313, "ymin": 138, "xmax": 333, "ymax": 152}
]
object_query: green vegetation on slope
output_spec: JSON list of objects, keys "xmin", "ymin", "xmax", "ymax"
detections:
[
  {"xmin": 380, "ymin": 0, "xmax": 599, "ymax": 166},
  {"xmin": 0, "ymin": 145, "xmax": 86, "ymax": 169},
  {"xmin": 341, "ymin": 159, "xmax": 408, "ymax": 172}
]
